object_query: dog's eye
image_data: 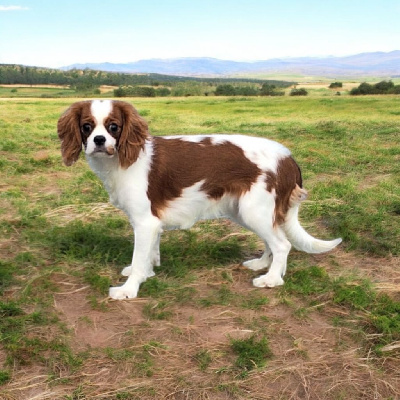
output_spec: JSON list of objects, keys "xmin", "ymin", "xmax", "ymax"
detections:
[
  {"xmin": 108, "ymin": 123, "xmax": 120, "ymax": 135},
  {"xmin": 81, "ymin": 123, "xmax": 93, "ymax": 135}
]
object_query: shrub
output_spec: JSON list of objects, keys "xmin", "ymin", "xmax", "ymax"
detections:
[
  {"xmin": 289, "ymin": 88, "xmax": 308, "ymax": 96},
  {"xmin": 135, "ymin": 87, "xmax": 156, "ymax": 97},
  {"xmin": 329, "ymin": 82, "xmax": 343, "ymax": 88},
  {"xmin": 350, "ymin": 80, "xmax": 397, "ymax": 95},
  {"xmin": 114, "ymin": 87, "xmax": 125, "ymax": 97}
]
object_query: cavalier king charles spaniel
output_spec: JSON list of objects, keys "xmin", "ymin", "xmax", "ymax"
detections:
[{"xmin": 57, "ymin": 100, "xmax": 341, "ymax": 299}]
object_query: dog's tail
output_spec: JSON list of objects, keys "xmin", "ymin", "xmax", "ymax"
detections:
[{"xmin": 282, "ymin": 185, "xmax": 342, "ymax": 254}]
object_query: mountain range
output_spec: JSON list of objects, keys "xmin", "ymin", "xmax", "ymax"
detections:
[{"xmin": 62, "ymin": 51, "xmax": 400, "ymax": 78}]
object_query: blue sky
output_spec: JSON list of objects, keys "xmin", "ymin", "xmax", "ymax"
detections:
[{"xmin": 1, "ymin": 0, "xmax": 399, "ymax": 68}]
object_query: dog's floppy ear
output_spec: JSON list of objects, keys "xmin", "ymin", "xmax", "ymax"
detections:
[
  {"xmin": 115, "ymin": 101, "xmax": 149, "ymax": 169},
  {"xmin": 57, "ymin": 102, "xmax": 85, "ymax": 166}
]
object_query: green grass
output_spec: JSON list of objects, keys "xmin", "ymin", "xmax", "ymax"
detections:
[
  {"xmin": 0, "ymin": 261, "xmax": 17, "ymax": 295},
  {"xmin": 0, "ymin": 300, "xmax": 83, "ymax": 370},
  {"xmin": 0, "ymin": 86, "xmax": 76, "ymax": 98},
  {"xmin": 230, "ymin": 335, "xmax": 273, "ymax": 377},
  {"xmin": 105, "ymin": 343, "xmax": 158, "ymax": 377},
  {"xmin": 0, "ymin": 95, "xmax": 399, "ymax": 398},
  {"xmin": 194, "ymin": 349, "xmax": 213, "ymax": 371},
  {"xmin": 0, "ymin": 370, "xmax": 11, "ymax": 385},
  {"xmin": 282, "ymin": 264, "xmax": 400, "ymax": 350}
]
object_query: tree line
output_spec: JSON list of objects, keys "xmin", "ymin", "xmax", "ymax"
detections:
[
  {"xmin": 209, "ymin": 84, "xmax": 309, "ymax": 97},
  {"xmin": 0, "ymin": 64, "xmax": 293, "ymax": 96}
]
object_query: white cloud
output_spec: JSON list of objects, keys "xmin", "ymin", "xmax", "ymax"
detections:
[{"xmin": 0, "ymin": 5, "xmax": 29, "ymax": 11}]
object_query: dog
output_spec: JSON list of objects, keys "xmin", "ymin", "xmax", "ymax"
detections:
[{"xmin": 57, "ymin": 99, "xmax": 342, "ymax": 299}]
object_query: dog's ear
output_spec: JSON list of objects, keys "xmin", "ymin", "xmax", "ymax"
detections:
[
  {"xmin": 57, "ymin": 102, "xmax": 85, "ymax": 166},
  {"xmin": 115, "ymin": 101, "xmax": 149, "ymax": 169}
]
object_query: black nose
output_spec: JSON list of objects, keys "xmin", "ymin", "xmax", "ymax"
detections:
[{"xmin": 94, "ymin": 135, "xmax": 106, "ymax": 146}]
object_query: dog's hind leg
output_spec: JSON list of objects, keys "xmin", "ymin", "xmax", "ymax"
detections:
[
  {"xmin": 242, "ymin": 242, "xmax": 272, "ymax": 271},
  {"xmin": 151, "ymin": 232, "xmax": 161, "ymax": 268},
  {"xmin": 251, "ymin": 227, "xmax": 291, "ymax": 288},
  {"xmin": 239, "ymin": 187, "xmax": 291, "ymax": 288}
]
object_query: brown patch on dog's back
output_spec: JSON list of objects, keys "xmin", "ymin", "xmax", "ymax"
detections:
[
  {"xmin": 266, "ymin": 156, "xmax": 303, "ymax": 225},
  {"xmin": 147, "ymin": 137, "xmax": 262, "ymax": 217}
]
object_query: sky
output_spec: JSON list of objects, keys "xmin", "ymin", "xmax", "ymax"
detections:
[{"xmin": 1, "ymin": 0, "xmax": 400, "ymax": 68}]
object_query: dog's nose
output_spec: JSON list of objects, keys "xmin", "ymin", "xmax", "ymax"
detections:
[{"xmin": 94, "ymin": 135, "xmax": 106, "ymax": 146}]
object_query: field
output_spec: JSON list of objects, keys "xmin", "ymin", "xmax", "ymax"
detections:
[
  {"xmin": 0, "ymin": 95, "xmax": 399, "ymax": 399},
  {"xmin": 0, "ymin": 81, "xmax": 369, "ymax": 99}
]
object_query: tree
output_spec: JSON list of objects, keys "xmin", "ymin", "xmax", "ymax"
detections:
[
  {"xmin": 171, "ymin": 82, "xmax": 203, "ymax": 96},
  {"xmin": 215, "ymin": 84, "xmax": 236, "ymax": 96},
  {"xmin": 155, "ymin": 87, "xmax": 171, "ymax": 97},
  {"xmin": 236, "ymin": 86, "xmax": 258, "ymax": 96},
  {"xmin": 389, "ymin": 85, "xmax": 400, "ymax": 94},
  {"xmin": 374, "ymin": 80, "xmax": 394, "ymax": 93},
  {"xmin": 260, "ymin": 83, "xmax": 284, "ymax": 96},
  {"xmin": 114, "ymin": 87, "xmax": 126, "ymax": 97}
]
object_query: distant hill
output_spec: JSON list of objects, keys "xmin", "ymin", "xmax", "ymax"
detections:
[{"xmin": 61, "ymin": 51, "xmax": 400, "ymax": 77}]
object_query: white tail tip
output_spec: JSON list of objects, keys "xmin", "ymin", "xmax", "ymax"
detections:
[{"xmin": 307, "ymin": 237, "xmax": 342, "ymax": 254}]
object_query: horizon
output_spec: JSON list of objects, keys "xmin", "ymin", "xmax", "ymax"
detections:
[
  {"xmin": 3, "ymin": 50, "xmax": 400, "ymax": 71},
  {"xmin": 1, "ymin": 0, "xmax": 400, "ymax": 69}
]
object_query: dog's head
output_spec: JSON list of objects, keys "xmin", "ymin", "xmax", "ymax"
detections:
[{"xmin": 57, "ymin": 100, "xmax": 149, "ymax": 169}]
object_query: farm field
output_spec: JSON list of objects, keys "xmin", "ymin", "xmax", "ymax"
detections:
[
  {"xmin": 0, "ymin": 81, "xmax": 374, "ymax": 99},
  {"xmin": 0, "ymin": 96, "xmax": 399, "ymax": 399}
]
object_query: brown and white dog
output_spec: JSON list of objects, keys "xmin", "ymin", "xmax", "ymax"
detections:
[{"xmin": 57, "ymin": 100, "xmax": 341, "ymax": 299}]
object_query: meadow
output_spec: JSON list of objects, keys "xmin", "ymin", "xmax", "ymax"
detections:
[{"xmin": 0, "ymin": 94, "xmax": 399, "ymax": 399}]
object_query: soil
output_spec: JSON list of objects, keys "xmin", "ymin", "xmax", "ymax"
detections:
[{"xmin": 2, "ymin": 250, "xmax": 399, "ymax": 399}]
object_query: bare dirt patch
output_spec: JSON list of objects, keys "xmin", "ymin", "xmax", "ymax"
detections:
[{"xmin": 54, "ymin": 280, "xmax": 145, "ymax": 351}]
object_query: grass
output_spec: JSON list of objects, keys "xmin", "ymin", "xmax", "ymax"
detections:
[
  {"xmin": 0, "ymin": 95, "xmax": 399, "ymax": 398},
  {"xmin": 282, "ymin": 264, "xmax": 400, "ymax": 350},
  {"xmin": 0, "ymin": 86, "xmax": 74, "ymax": 98},
  {"xmin": 230, "ymin": 335, "xmax": 273, "ymax": 376}
]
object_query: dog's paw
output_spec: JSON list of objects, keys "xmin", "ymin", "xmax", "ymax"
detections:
[
  {"xmin": 243, "ymin": 258, "xmax": 269, "ymax": 271},
  {"xmin": 151, "ymin": 255, "xmax": 161, "ymax": 267},
  {"xmin": 121, "ymin": 266, "xmax": 155, "ymax": 278},
  {"xmin": 147, "ymin": 270, "xmax": 155, "ymax": 278},
  {"xmin": 109, "ymin": 285, "xmax": 138, "ymax": 300},
  {"xmin": 253, "ymin": 273, "xmax": 284, "ymax": 288},
  {"xmin": 121, "ymin": 266, "xmax": 132, "ymax": 276},
  {"xmin": 121, "ymin": 265, "xmax": 156, "ymax": 278}
]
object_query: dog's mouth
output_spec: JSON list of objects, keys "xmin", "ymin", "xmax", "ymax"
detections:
[{"xmin": 92, "ymin": 146, "xmax": 116, "ymax": 156}]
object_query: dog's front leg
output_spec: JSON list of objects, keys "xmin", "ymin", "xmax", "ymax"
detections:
[
  {"xmin": 109, "ymin": 218, "xmax": 162, "ymax": 300},
  {"xmin": 121, "ymin": 231, "xmax": 161, "ymax": 277}
]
